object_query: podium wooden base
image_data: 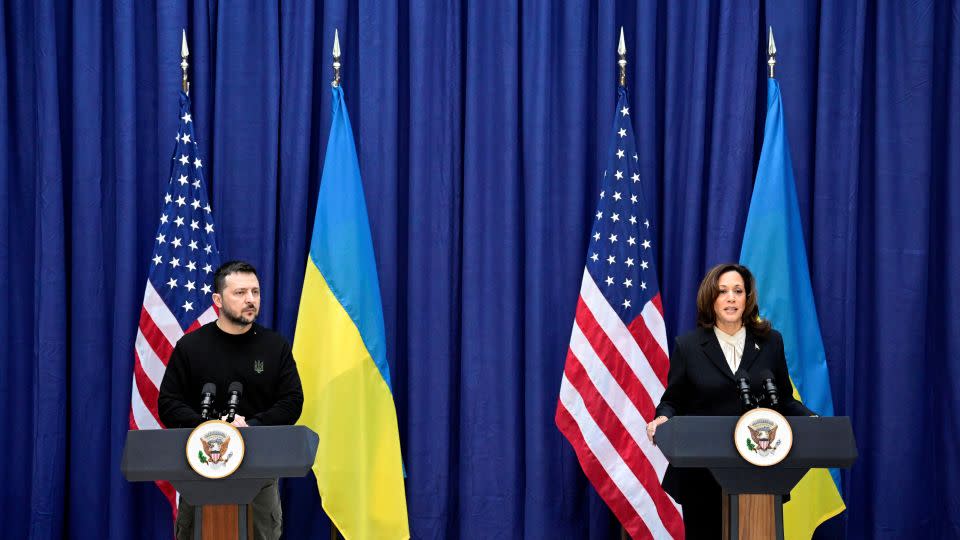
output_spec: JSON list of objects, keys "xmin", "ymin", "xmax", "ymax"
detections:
[
  {"xmin": 722, "ymin": 493, "xmax": 783, "ymax": 540},
  {"xmin": 195, "ymin": 504, "xmax": 251, "ymax": 540}
]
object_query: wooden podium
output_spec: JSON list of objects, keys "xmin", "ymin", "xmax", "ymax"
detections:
[
  {"xmin": 121, "ymin": 425, "xmax": 319, "ymax": 540},
  {"xmin": 656, "ymin": 416, "xmax": 857, "ymax": 540}
]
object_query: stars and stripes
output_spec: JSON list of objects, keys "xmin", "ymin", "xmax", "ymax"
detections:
[
  {"xmin": 556, "ymin": 87, "xmax": 683, "ymax": 539},
  {"xmin": 129, "ymin": 91, "xmax": 221, "ymax": 511}
]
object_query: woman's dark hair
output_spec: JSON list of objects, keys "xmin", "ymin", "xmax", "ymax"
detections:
[
  {"xmin": 213, "ymin": 260, "xmax": 259, "ymax": 294},
  {"xmin": 695, "ymin": 263, "xmax": 770, "ymax": 336}
]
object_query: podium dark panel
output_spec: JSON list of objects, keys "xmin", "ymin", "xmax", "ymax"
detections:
[
  {"xmin": 122, "ymin": 425, "xmax": 319, "ymax": 504},
  {"xmin": 655, "ymin": 416, "xmax": 857, "ymax": 469},
  {"xmin": 656, "ymin": 416, "xmax": 856, "ymax": 495}
]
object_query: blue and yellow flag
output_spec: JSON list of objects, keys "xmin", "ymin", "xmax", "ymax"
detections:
[
  {"xmin": 293, "ymin": 85, "xmax": 410, "ymax": 539},
  {"xmin": 740, "ymin": 78, "xmax": 845, "ymax": 539}
]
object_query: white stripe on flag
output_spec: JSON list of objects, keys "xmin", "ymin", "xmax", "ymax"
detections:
[
  {"xmin": 569, "ymin": 321, "xmax": 671, "ymax": 476},
  {"xmin": 559, "ymin": 375, "xmax": 672, "ymax": 539},
  {"xmin": 640, "ymin": 300, "xmax": 669, "ymax": 356},
  {"xmin": 197, "ymin": 305, "xmax": 217, "ymax": 325},
  {"xmin": 143, "ymin": 280, "xmax": 184, "ymax": 344},
  {"xmin": 135, "ymin": 330, "xmax": 167, "ymax": 390},
  {"xmin": 580, "ymin": 270, "xmax": 665, "ymax": 398},
  {"xmin": 131, "ymin": 375, "xmax": 161, "ymax": 430}
]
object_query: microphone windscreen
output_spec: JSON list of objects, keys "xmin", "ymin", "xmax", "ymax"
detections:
[
  {"xmin": 228, "ymin": 381, "xmax": 243, "ymax": 396},
  {"xmin": 757, "ymin": 369, "xmax": 775, "ymax": 384},
  {"xmin": 201, "ymin": 382, "xmax": 217, "ymax": 396}
]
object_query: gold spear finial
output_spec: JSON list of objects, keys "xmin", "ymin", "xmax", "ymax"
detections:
[
  {"xmin": 332, "ymin": 29, "xmax": 341, "ymax": 88},
  {"xmin": 181, "ymin": 29, "xmax": 190, "ymax": 93},
  {"xmin": 767, "ymin": 26, "xmax": 777, "ymax": 78},
  {"xmin": 617, "ymin": 27, "xmax": 627, "ymax": 87}
]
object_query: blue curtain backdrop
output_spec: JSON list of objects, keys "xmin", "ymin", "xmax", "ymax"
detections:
[{"xmin": 1, "ymin": 0, "xmax": 957, "ymax": 538}]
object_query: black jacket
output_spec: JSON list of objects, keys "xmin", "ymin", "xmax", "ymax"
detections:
[
  {"xmin": 158, "ymin": 321, "xmax": 304, "ymax": 428},
  {"xmin": 655, "ymin": 326, "xmax": 813, "ymax": 504}
]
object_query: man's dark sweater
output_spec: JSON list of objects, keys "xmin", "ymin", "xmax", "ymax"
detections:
[{"xmin": 158, "ymin": 321, "xmax": 304, "ymax": 428}]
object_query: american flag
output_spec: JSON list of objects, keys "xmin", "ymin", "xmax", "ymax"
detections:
[
  {"xmin": 129, "ymin": 91, "xmax": 221, "ymax": 510},
  {"xmin": 556, "ymin": 87, "xmax": 684, "ymax": 539}
]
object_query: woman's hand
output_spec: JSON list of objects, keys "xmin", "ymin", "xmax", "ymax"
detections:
[{"xmin": 646, "ymin": 416, "xmax": 669, "ymax": 444}]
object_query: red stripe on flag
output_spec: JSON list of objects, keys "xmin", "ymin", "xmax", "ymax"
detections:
[
  {"xmin": 133, "ymin": 353, "xmax": 161, "ymax": 421},
  {"xmin": 564, "ymin": 349, "xmax": 685, "ymax": 537},
  {"xmin": 139, "ymin": 308, "xmax": 174, "ymax": 364},
  {"xmin": 575, "ymin": 298, "xmax": 658, "ymax": 420},
  {"xmin": 626, "ymin": 315, "xmax": 670, "ymax": 386},
  {"xmin": 556, "ymin": 402, "xmax": 653, "ymax": 539}
]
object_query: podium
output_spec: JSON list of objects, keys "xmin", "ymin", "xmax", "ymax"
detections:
[
  {"xmin": 656, "ymin": 416, "xmax": 856, "ymax": 540},
  {"xmin": 122, "ymin": 425, "xmax": 319, "ymax": 540}
]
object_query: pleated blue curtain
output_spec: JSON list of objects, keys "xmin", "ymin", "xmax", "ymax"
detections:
[{"xmin": 1, "ymin": 1, "xmax": 957, "ymax": 538}]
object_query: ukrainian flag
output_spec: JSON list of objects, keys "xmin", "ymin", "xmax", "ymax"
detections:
[
  {"xmin": 740, "ymin": 78, "xmax": 845, "ymax": 539},
  {"xmin": 293, "ymin": 85, "xmax": 410, "ymax": 539}
]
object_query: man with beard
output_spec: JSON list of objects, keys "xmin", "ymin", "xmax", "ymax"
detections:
[{"xmin": 159, "ymin": 260, "xmax": 303, "ymax": 540}]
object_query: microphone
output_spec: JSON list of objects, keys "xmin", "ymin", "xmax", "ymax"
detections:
[
  {"xmin": 735, "ymin": 370, "xmax": 755, "ymax": 411},
  {"xmin": 225, "ymin": 382, "xmax": 243, "ymax": 423},
  {"xmin": 200, "ymin": 383, "xmax": 217, "ymax": 420},
  {"xmin": 758, "ymin": 369, "xmax": 779, "ymax": 408}
]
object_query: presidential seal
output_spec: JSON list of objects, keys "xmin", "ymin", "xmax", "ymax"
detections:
[
  {"xmin": 186, "ymin": 420, "xmax": 245, "ymax": 479},
  {"xmin": 734, "ymin": 408, "xmax": 793, "ymax": 466}
]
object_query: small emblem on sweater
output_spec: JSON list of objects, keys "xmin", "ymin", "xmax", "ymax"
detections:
[{"xmin": 254, "ymin": 360, "xmax": 264, "ymax": 374}]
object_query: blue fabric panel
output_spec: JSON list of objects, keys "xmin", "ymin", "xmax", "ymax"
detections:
[{"xmin": 1, "ymin": 1, "xmax": 958, "ymax": 538}]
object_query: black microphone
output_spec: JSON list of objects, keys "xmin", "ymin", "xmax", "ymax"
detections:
[
  {"xmin": 200, "ymin": 383, "xmax": 217, "ymax": 420},
  {"xmin": 758, "ymin": 369, "xmax": 779, "ymax": 408},
  {"xmin": 225, "ymin": 382, "xmax": 243, "ymax": 423},
  {"xmin": 735, "ymin": 370, "xmax": 755, "ymax": 411}
]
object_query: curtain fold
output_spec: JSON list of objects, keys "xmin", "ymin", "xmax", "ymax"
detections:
[{"xmin": 2, "ymin": 1, "xmax": 957, "ymax": 538}]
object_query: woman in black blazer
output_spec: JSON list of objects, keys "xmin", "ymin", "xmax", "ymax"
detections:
[{"xmin": 646, "ymin": 263, "xmax": 814, "ymax": 539}]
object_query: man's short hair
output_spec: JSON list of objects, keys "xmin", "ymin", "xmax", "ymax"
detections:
[{"xmin": 213, "ymin": 261, "xmax": 259, "ymax": 294}]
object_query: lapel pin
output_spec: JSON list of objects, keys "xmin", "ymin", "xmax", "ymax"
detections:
[{"xmin": 754, "ymin": 343, "xmax": 760, "ymax": 350}]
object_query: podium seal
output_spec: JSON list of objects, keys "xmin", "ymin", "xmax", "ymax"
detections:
[
  {"xmin": 186, "ymin": 420, "xmax": 245, "ymax": 479},
  {"xmin": 734, "ymin": 408, "xmax": 793, "ymax": 466}
]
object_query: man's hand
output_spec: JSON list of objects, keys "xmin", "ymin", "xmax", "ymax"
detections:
[{"xmin": 222, "ymin": 414, "xmax": 249, "ymax": 427}]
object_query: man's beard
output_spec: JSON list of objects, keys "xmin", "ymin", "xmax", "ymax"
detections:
[{"xmin": 223, "ymin": 304, "xmax": 258, "ymax": 326}]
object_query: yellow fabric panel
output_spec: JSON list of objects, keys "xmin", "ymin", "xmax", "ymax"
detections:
[
  {"xmin": 784, "ymin": 468, "xmax": 847, "ymax": 540},
  {"xmin": 294, "ymin": 262, "xmax": 409, "ymax": 540},
  {"xmin": 784, "ymin": 378, "xmax": 845, "ymax": 540}
]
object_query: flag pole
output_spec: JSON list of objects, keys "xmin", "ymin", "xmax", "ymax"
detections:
[
  {"xmin": 767, "ymin": 26, "xmax": 777, "ymax": 78},
  {"xmin": 619, "ymin": 30, "xmax": 630, "ymax": 540},
  {"xmin": 328, "ymin": 27, "xmax": 342, "ymax": 540},
  {"xmin": 617, "ymin": 27, "xmax": 627, "ymax": 88},
  {"xmin": 181, "ymin": 29, "xmax": 190, "ymax": 94},
  {"xmin": 332, "ymin": 28, "xmax": 342, "ymax": 88},
  {"xmin": 325, "ymin": 27, "xmax": 345, "ymax": 540}
]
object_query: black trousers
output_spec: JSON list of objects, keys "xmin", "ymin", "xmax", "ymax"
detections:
[
  {"xmin": 681, "ymin": 496, "xmax": 722, "ymax": 539},
  {"xmin": 679, "ymin": 471, "xmax": 722, "ymax": 540}
]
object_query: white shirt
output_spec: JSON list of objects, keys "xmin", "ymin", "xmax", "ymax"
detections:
[{"xmin": 714, "ymin": 326, "xmax": 746, "ymax": 374}]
